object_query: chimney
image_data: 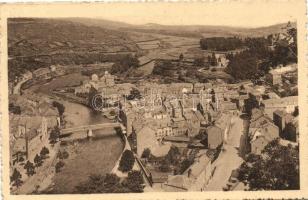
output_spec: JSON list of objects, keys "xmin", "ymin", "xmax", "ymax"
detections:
[{"xmin": 188, "ymin": 168, "xmax": 192, "ymax": 178}]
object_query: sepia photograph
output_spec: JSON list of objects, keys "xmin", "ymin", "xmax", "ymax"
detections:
[{"xmin": 0, "ymin": 1, "xmax": 306, "ymax": 198}]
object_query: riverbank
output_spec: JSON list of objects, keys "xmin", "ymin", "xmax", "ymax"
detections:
[
  {"xmin": 21, "ymin": 74, "xmax": 125, "ymax": 194},
  {"xmin": 49, "ymin": 134, "xmax": 124, "ymax": 194}
]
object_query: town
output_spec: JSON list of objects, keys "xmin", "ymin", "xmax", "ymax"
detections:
[{"xmin": 8, "ymin": 18, "xmax": 299, "ymax": 194}]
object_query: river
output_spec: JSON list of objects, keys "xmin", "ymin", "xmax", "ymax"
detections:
[{"xmin": 27, "ymin": 74, "xmax": 124, "ymax": 194}]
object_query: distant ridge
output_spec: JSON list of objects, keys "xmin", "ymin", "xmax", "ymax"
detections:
[{"xmin": 64, "ymin": 17, "xmax": 296, "ymax": 38}]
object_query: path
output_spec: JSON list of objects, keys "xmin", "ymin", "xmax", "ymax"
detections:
[
  {"xmin": 205, "ymin": 116, "xmax": 245, "ymax": 191},
  {"xmin": 13, "ymin": 77, "xmax": 31, "ymax": 95}
]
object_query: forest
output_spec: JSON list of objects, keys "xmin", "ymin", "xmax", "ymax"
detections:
[
  {"xmin": 225, "ymin": 28, "xmax": 297, "ymax": 81},
  {"xmin": 200, "ymin": 37, "xmax": 245, "ymax": 51}
]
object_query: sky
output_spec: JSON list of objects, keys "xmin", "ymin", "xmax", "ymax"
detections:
[
  {"xmin": 75, "ymin": 0, "xmax": 301, "ymax": 28},
  {"xmin": 2, "ymin": 0, "xmax": 302, "ymax": 28}
]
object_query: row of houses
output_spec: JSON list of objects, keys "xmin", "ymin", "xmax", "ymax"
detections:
[
  {"xmin": 266, "ymin": 64, "xmax": 297, "ymax": 85},
  {"xmin": 10, "ymin": 114, "xmax": 58, "ymax": 165},
  {"xmin": 9, "ymin": 95, "xmax": 60, "ymax": 168},
  {"xmin": 163, "ymin": 150, "xmax": 212, "ymax": 191},
  {"xmin": 249, "ymin": 104, "xmax": 299, "ymax": 155}
]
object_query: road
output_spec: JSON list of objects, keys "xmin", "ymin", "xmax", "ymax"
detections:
[
  {"xmin": 12, "ymin": 143, "xmax": 60, "ymax": 194},
  {"xmin": 13, "ymin": 77, "xmax": 31, "ymax": 95},
  {"xmin": 204, "ymin": 115, "xmax": 245, "ymax": 191}
]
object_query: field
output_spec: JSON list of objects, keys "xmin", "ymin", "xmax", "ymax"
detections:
[{"xmin": 8, "ymin": 18, "xmax": 294, "ymax": 82}]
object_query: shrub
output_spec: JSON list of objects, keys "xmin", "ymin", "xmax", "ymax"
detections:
[
  {"xmin": 40, "ymin": 146, "xmax": 50, "ymax": 159},
  {"xmin": 55, "ymin": 161, "xmax": 65, "ymax": 173},
  {"xmin": 118, "ymin": 150, "xmax": 135, "ymax": 172}
]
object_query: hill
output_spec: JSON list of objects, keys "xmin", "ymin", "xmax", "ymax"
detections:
[
  {"xmin": 8, "ymin": 18, "xmax": 139, "ymax": 81},
  {"xmin": 8, "ymin": 17, "xmax": 296, "ymax": 82},
  {"xmin": 66, "ymin": 18, "xmax": 295, "ymax": 38}
]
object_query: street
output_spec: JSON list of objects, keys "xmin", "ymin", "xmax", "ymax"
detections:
[{"xmin": 204, "ymin": 115, "xmax": 245, "ymax": 191}]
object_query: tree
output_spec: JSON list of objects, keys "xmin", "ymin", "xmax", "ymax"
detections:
[
  {"xmin": 126, "ymin": 88, "xmax": 142, "ymax": 100},
  {"xmin": 58, "ymin": 150, "xmax": 69, "ymax": 159},
  {"xmin": 34, "ymin": 154, "xmax": 43, "ymax": 167},
  {"xmin": 49, "ymin": 127, "xmax": 60, "ymax": 144},
  {"xmin": 226, "ymin": 51, "xmax": 259, "ymax": 80},
  {"xmin": 165, "ymin": 146, "xmax": 181, "ymax": 165},
  {"xmin": 11, "ymin": 168, "xmax": 23, "ymax": 187},
  {"xmin": 52, "ymin": 101, "xmax": 65, "ymax": 116},
  {"xmin": 210, "ymin": 89, "xmax": 216, "ymax": 103},
  {"xmin": 125, "ymin": 170, "xmax": 144, "ymax": 192},
  {"xmin": 152, "ymin": 60, "xmax": 174, "ymax": 76},
  {"xmin": 238, "ymin": 139, "xmax": 299, "ymax": 190},
  {"xmin": 24, "ymin": 161, "xmax": 35, "ymax": 176},
  {"xmin": 55, "ymin": 161, "xmax": 65, "ymax": 173},
  {"xmin": 141, "ymin": 148, "xmax": 151, "ymax": 159},
  {"xmin": 200, "ymin": 37, "xmax": 244, "ymax": 51},
  {"xmin": 40, "ymin": 146, "xmax": 50, "ymax": 159},
  {"xmin": 103, "ymin": 173, "xmax": 121, "ymax": 192},
  {"xmin": 9, "ymin": 103, "xmax": 21, "ymax": 115},
  {"xmin": 110, "ymin": 54, "xmax": 139, "ymax": 74},
  {"xmin": 159, "ymin": 159, "xmax": 172, "ymax": 172},
  {"xmin": 179, "ymin": 159, "xmax": 194, "ymax": 174},
  {"xmin": 75, "ymin": 174, "xmax": 105, "ymax": 193},
  {"xmin": 209, "ymin": 53, "xmax": 218, "ymax": 66},
  {"xmin": 118, "ymin": 150, "xmax": 135, "ymax": 172},
  {"xmin": 194, "ymin": 57, "xmax": 205, "ymax": 67},
  {"xmin": 179, "ymin": 53, "xmax": 184, "ymax": 61},
  {"xmin": 75, "ymin": 173, "xmax": 142, "ymax": 193}
]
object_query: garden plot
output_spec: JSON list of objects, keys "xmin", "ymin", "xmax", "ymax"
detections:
[{"xmin": 137, "ymin": 40, "xmax": 161, "ymax": 50}]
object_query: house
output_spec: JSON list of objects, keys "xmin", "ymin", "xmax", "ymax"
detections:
[
  {"xmin": 33, "ymin": 67, "xmax": 51, "ymax": 80},
  {"xmin": 206, "ymin": 126, "xmax": 223, "ymax": 149},
  {"xmin": 75, "ymin": 82, "xmax": 92, "ymax": 95},
  {"xmin": 117, "ymin": 83, "xmax": 135, "ymax": 97},
  {"xmin": 163, "ymin": 136, "xmax": 190, "ymax": 143},
  {"xmin": 11, "ymin": 116, "xmax": 49, "ymax": 162},
  {"xmin": 184, "ymin": 110, "xmax": 207, "ymax": 137},
  {"xmin": 267, "ymin": 70, "xmax": 282, "ymax": 85},
  {"xmin": 261, "ymin": 96, "xmax": 298, "ymax": 120},
  {"xmin": 284, "ymin": 117, "xmax": 299, "ymax": 142},
  {"xmin": 164, "ymin": 83, "xmax": 193, "ymax": 97},
  {"xmin": 172, "ymin": 101, "xmax": 184, "ymax": 118},
  {"xmin": 138, "ymin": 82, "xmax": 165, "ymax": 97},
  {"xmin": 215, "ymin": 114, "xmax": 231, "ymax": 140},
  {"xmin": 266, "ymin": 64, "xmax": 297, "ymax": 85},
  {"xmin": 49, "ymin": 65, "xmax": 57, "ymax": 72},
  {"xmin": 155, "ymin": 122, "xmax": 173, "ymax": 139},
  {"xmin": 53, "ymin": 65, "xmax": 67, "ymax": 76},
  {"xmin": 193, "ymin": 83, "xmax": 212, "ymax": 93},
  {"xmin": 238, "ymin": 94, "xmax": 249, "ymax": 111},
  {"xmin": 99, "ymin": 71, "xmax": 116, "ymax": 87},
  {"xmin": 171, "ymin": 117, "xmax": 188, "ymax": 136},
  {"xmin": 273, "ymin": 110, "xmax": 295, "ymax": 137},
  {"xmin": 136, "ymin": 122, "xmax": 172, "ymax": 157},
  {"xmin": 220, "ymin": 101, "xmax": 237, "ymax": 112},
  {"xmin": 22, "ymin": 71, "xmax": 33, "ymax": 81},
  {"xmin": 223, "ymin": 90, "xmax": 240, "ymax": 101},
  {"xmin": 249, "ymin": 121, "xmax": 279, "ymax": 155},
  {"xmin": 250, "ymin": 111, "xmax": 272, "ymax": 129},
  {"xmin": 136, "ymin": 126, "xmax": 158, "ymax": 156},
  {"xmin": 163, "ymin": 152, "xmax": 212, "ymax": 191}
]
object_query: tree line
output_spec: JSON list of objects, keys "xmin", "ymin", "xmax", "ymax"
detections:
[{"xmin": 200, "ymin": 37, "xmax": 245, "ymax": 51}]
